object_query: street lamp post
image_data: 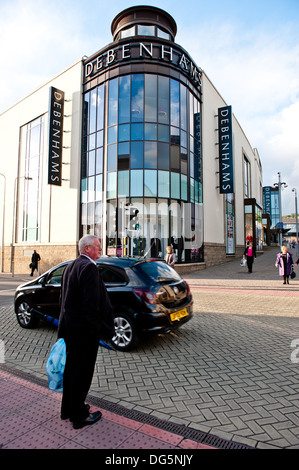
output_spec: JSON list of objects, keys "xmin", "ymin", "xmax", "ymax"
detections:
[
  {"xmin": 292, "ymin": 188, "xmax": 299, "ymax": 257},
  {"xmin": 0, "ymin": 173, "xmax": 6, "ymax": 272},
  {"xmin": 274, "ymin": 172, "xmax": 287, "ymax": 246}
]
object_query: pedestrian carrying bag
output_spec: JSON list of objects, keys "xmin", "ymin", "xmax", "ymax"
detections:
[
  {"xmin": 240, "ymin": 256, "xmax": 247, "ymax": 267},
  {"xmin": 46, "ymin": 338, "xmax": 66, "ymax": 392}
]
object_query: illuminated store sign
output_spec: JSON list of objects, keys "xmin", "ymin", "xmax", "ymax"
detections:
[
  {"xmin": 48, "ymin": 87, "xmax": 64, "ymax": 186},
  {"xmin": 84, "ymin": 42, "xmax": 202, "ymax": 90},
  {"xmin": 218, "ymin": 105, "xmax": 234, "ymax": 194}
]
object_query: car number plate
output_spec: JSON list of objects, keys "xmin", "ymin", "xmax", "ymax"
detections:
[{"xmin": 170, "ymin": 309, "xmax": 188, "ymax": 322}]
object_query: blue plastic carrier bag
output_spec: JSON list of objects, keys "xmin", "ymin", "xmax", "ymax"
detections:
[{"xmin": 46, "ymin": 338, "xmax": 66, "ymax": 392}]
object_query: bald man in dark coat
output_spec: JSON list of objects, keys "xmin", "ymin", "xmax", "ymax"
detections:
[{"xmin": 58, "ymin": 235, "xmax": 115, "ymax": 429}]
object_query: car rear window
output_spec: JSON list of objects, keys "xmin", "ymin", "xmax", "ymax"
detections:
[{"xmin": 134, "ymin": 261, "xmax": 181, "ymax": 283}]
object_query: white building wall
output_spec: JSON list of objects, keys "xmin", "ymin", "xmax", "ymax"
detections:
[
  {"xmin": 201, "ymin": 73, "xmax": 226, "ymax": 246},
  {"xmin": 0, "ymin": 60, "xmax": 83, "ymax": 272},
  {"xmin": 202, "ymin": 72, "xmax": 263, "ymax": 252}
]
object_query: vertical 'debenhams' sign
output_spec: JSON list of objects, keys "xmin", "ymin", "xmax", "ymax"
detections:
[
  {"xmin": 48, "ymin": 87, "xmax": 64, "ymax": 185},
  {"xmin": 218, "ymin": 105, "xmax": 234, "ymax": 194}
]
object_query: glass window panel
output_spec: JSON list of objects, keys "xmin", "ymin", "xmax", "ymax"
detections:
[
  {"xmin": 181, "ymin": 148, "xmax": 188, "ymax": 175},
  {"xmin": 88, "ymin": 176, "xmax": 95, "ymax": 202},
  {"xmin": 95, "ymin": 201, "xmax": 102, "ymax": 228},
  {"xmin": 137, "ymin": 25, "xmax": 155, "ymax": 36},
  {"xmin": 29, "ymin": 125, "xmax": 41, "ymax": 156},
  {"xmin": 84, "ymin": 92, "xmax": 90, "ymax": 137},
  {"xmin": 131, "ymin": 123, "xmax": 143, "ymax": 140},
  {"xmin": 119, "ymin": 75, "xmax": 130, "ymax": 124},
  {"xmin": 189, "ymin": 93, "xmax": 194, "ymax": 136},
  {"xmin": 157, "ymin": 28, "xmax": 170, "ymax": 40},
  {"xmin": 107, "ymin": 172, "xmax": 117, "ymax": 198},
  {"xmin": 22, "ymin": 116, "xmax": 43, "ymax": 242},
  {"xmin": 97, "ymin": 85, "xmax": 104, "ymax": 130},
  {"xmin": 118, "ymin": 171, "xmax": 129, "ymax": 197},
  {"xmin": 170, "ymin": 145, "xmax": 180, "ymax": 170},
  {"xmin": 130, "ymin": 170, "xmax": 143, "ymax": 197},
  {"xmin": 190, "ymin": 152, "xmax": 194, "ymax": 178},
  {"xmin": 190, "ymin": 178, "xmax": 195, "ymax": 203},
  {"xmin": 81, "ymin": 202, "xmax": 87, "ymax": 225},
  {"xmin": 170, "ymin": 126, "xmax": 180, "ymax": 145},
  {"xmin": 81, "ymin": 178, "xmax": 87, "ymax": 203},
  {"xmin": 144, "ymin": 170, "xmax": 157, "ymax": 197},
  {"xmin": 108, "ymin": 125, "xmax": 117, "ymax": 144},
  {"xmin": 158, "ymin": 124, "xmax": 169, "ymax": 142},
  {"xmin": 87, "ymin": 202, "xmax": 95, "ymax": 227},
  {"xmin": 180, "ymin": 84, "xmax": 187, "ymax": 130},
  {"xmin": 88, "ymin": 133, "xmax": 96, "ymax": 151},
  {"xmin": 131, "ymin": 75, "xmax": 144, "ymax": 122},
  {"xmin": 96, "ymin": 147, "xmax": 103, "ymax": 174},
  {"xmin": 145, "ymin": 123, "xmax": 157, "ymax": 140},
  {"xmin": 97, "ymin": 130, "xmax": 103, "ymax": 148},
  {"xmin": 121, "ymin": 26, "xmax": 135, "ymax": 39},
  {"xmin": 88, "ymin": 150, "xmax": 95, "ymax": 176},
  {"xmin": 158, "ymin": 171, "xmax": 170, "ymax": 198},
  {"xmin": 119, "ymin": 124, "xmax": 130, "ymax": 142},
  {"xmin": 95, "ymin": 174, "xmax": 102, "ymax": 201},
  {"xmin": 158, "ymin": 142, "xmax": 169, "ymax": 170},
  {"xmin": 131, "ymin": 141, "xmax": 143, "ymax": 168},
  {"xmin": 108, "ymin": 78, "xmax": 118, "ymax": 126},
  {"xmin": 89, "ymin": 89, "xmax": 97, "ymax": 134},
  {"xmin": 118, "ymin": 142, "xmax": 130, "ymax": 170},
  {"xmin": 195, "ymin": 180, "xmax": 199, "ymax": 203},
  {"xmin": 181, "ymin": 130, "xmax": 187, "ymax": 148},
  {"xmin": 145, "ymin": 75, "xmax": 157, "ymax": 122},
  {"xmin": 158, "ymin": 76, "xmax": 169, "ymax": 124},
  {"xmin": 144, "ymin": 141, "xmax": 157, "ymax": 169},
  {"xmin": 107, "ymin": 144, "xmax": 117, "ymax": 171},
  {"xmin": 171, "ymin": 172, "xmax": 180, "ymax": 199},
  {"xmin": 170, "ymin": 79, "xmax": 180, "ymax": 127},
  {"xmin": 181, "ymin": 174, "xmax": 188, "ymax": 201}
]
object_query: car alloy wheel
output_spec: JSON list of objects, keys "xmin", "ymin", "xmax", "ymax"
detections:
[
  {"xmin": 112, "ymin": 313, "xmax": 137, "ymax": 351},
  {"xmin": 16, "ymin": 300, "xmax": 38, "ymax": 329}
]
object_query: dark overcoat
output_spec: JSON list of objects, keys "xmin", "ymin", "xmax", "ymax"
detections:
[
  {"xmin": 276, "ymin": 251, "xmax": 294, "ymax": 276},
  {"xmin": 58, "ymin": 255, "xmax": 115, "ymax": 342}
]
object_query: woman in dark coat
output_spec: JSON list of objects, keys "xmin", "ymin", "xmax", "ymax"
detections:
[
  {"xmin": 275, "ymin": 245, "xmax": 294, "ymax": 284},
  {"xmin": 244, "ymin": 241, "xmax": 256, "ymax": 273}
]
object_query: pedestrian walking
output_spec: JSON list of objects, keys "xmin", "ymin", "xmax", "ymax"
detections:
[
  {"xmin": 165, "ymin": 245, "xmax": 175, "ymax": 267},
  {"xmin": 30, "ymin": 250, "xmax": 40, "ymax": 276},
  {"xmin": 244, "ymin": 241, "xmax": 256, "ymax": 273},
  {"xmin": 58, "ymin": 235, "xmax": 115, "ymax": 429},
  {"xmin": 275, "ymin": 245, "xmax": 294, "ymax": 284}
]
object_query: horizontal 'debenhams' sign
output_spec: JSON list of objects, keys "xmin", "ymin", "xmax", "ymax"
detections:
[
  {"xmin": 218, "ymin": 105, "xmax": 234, "ymax": 194},
  {"xmin": 48, "ymin": 87, "xmax": 64, "ymax": 186},
  {"xmin": 84, "ymin": 41, "xmax": 202, "ymax": 90}
]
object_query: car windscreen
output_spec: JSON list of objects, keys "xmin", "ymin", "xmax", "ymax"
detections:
[{"xmin": 134, "ymin": 261, "xmax": 182, "ymax": 283}]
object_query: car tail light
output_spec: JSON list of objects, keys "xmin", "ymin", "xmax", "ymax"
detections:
[
  {"xmin": 185, "ymin": 281, "xmax": 191, "ymax": 296},
  {"xmin": 133, "ymin": 288, "xmax": 158, "ymax": 304}
]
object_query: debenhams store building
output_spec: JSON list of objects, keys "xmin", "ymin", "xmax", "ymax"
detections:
[{"xmin": 0, "ymin": 6, "xmax": 263, "ymax": 274}]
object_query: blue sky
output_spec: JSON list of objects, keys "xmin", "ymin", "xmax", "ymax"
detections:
[{"xmin": 1, "ymin": 0, "xmax": 299, "ymax": 214}]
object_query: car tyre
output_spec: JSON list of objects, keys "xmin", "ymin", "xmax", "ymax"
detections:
[
  {"xmin": 16, "ymin": 299, "xmax": 39, "ymax": 329},
  {"xmin": 112, "ymin": 312, "xmax": 138, "ymax": 351}
]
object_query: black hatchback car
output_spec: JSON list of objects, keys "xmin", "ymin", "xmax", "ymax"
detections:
[{"xmin": 14, "ymin": 257, "xmax": 193, "ymax": 351}]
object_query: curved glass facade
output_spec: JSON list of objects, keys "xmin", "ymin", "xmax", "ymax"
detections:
[{"xmin": 81, "ymin": 73, "xmax": 203, "ymax": 263}]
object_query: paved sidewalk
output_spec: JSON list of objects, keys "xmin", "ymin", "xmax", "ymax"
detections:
[
  {"xmin": 0, "ymin": 367, "xmax": 215, "ymax": 451},
  {"xmin": 1, "ymin": 246, "xmax": 299, "ymax": 451}
]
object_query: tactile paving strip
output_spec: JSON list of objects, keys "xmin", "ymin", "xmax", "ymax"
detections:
[{"xmin": 0, "ymin": 365, "xmax": 253, "ymax": 449}]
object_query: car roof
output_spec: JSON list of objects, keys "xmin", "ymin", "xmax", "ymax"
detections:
[{"xmin": 96, "ymin": 256, "xmax": 164, "ymax": 268}]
